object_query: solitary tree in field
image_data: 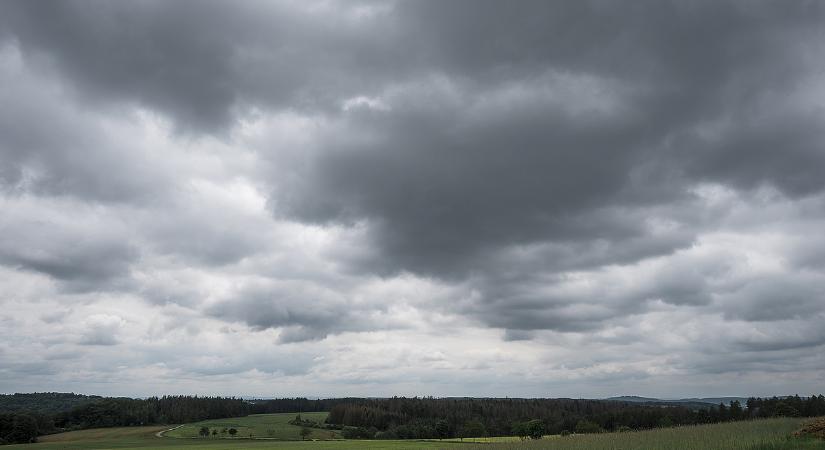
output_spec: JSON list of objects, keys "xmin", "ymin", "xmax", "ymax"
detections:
[
  {"xmin": 199, "ymin": 426, "xmax": 210, "ymax": 437},
  {"xmin": 300, "ymin": 427, "xmax": 312, "ymax": 440},
  {"xmin": 525, "ymin": 419, "xmax": 545, "ymax": 440},
  {"xmin": 228, "ymin": 428, "xmax": 238, "ymax": 437},
  {"xmin": 512, "ymin": 421, "xmax": 528, "ymax": 441}
]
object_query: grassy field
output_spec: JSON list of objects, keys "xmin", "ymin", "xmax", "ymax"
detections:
[
  {"xmin": 470, "ymin": 417, "xmax": 825, "ymax": 450},
  {"xmin": 4, "ymin": 415, "xmax": 822, "ymax": 449},
  {"xmin": 3, "ymin": 415, "xmax": 455, "ymax": 449},
  {"xmin": 164, "ymin": 412, "xmax": 339, "ymax": 440},
  {"xmin": 5, "ymin": 425, "xmax": 456, "ymax": 449}
]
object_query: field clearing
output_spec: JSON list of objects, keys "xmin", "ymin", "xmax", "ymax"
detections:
[
  {"xmin": 164, "ymin": 412, "xmax": 339, "ymax": 440},
  {"xmin": 37, "ymin": 426, "xmax": 170, "ymax": 443},
  {"xmin": 470, "ymin": 417, "xmax": 825, "ymax": 450},
  {"xmin": 440, "ymin": 436, "xmax": 523, "ymax": 443}
]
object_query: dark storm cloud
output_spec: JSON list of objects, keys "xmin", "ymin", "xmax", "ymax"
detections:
[
  {"xmin": 0, "ymin": 42, "xmax": 173, "ymax": 203},
  {"xmin": 207, "ymin": 282, "xmax": 347, "ymax": 341},
  {"xmin": 0, "ymin": 0, "xmax": 402, "ymax": 133},
  {"xmin": 0, "ymin": 1, "xmax": 240, "ymax": 132},
  {"xmin": 0, "ymin": 214, "xmax": 138, "ymax": 290},
  {"xmin": 720, "ymin": 275, "xmax": 825, "ymax": 322},
  {"xmin": 260, "ymin": 1, "xmax": 825, "ymax": 336},
  {"xmin": 267, "ymin": 0, "xmax": 825, "ymax": 277},
  {"xmin": 207, "ymin": 279, "xmax": 403, "ymax": 343}
]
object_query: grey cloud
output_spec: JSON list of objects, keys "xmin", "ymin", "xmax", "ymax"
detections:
[
  {"xmin": 0, "ymin": 0, "xmax": 401, "ymax": 133},
  {"xmin": 735, "ymin": 330, "xmax": 825, "ymax": 353},
  {"xmin": 0, "ymin": 44, "xmax": 173, "ymax": 203},
  {"xmin": 0, "ymin": 216, "xmax": 138, "ymax": 290},
  {"xmin": 0, "ymin": 361, "xmax": 59, "ymax": 377},
  {"xmin": 1, "ymin": 1, "xmax": 239, "ymax": 133},
  {"xmin": 78, "ymin": 315, "xmax": 125, "ymax": 346},
  {"xmin": 681, "ymin": 344, "xmax": 825, "ymax": 376},
  {"xmin": 207, "ymin": 280, "xmax": 391, "ymax": 343},
  {"xmin": 167, "ymin": 349, "xmax": 318, "ymax": 377},
  {"xmin": 4, "ymin": 0, "xmax": 823, "ymax": 274},
  {"xmin": 40, "ymin": 309, "xmax": 72, "ymax": 324},
  {"xmin": 257, "ymin": 1, "xmax": 825, "ymax": 338},
  {"xmin": 142, "ymin": 204, "xmax": 265, "ymax": 267},
  {"xmin": 720, "ymin": 276, "xmax": 825, "ymax": 322},
  {"xmin": 79, "ymin": 331, "xmax": 119, "ymax": 346}
]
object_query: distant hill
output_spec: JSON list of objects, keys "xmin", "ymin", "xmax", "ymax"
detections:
[
  {"xmin": 607, "ymin": 395, "xmax": 750, "ymax": 406},
  {"xmin": 679, "ymin": 397, "xmax": 751, "ymax": 405},
  {"xmin": 607, "ymin": 396, "xmax": 662, "ymax": 403},
  {"xmin": 0, "ymin": 392, "xmax": 100, "ymax": 414}
]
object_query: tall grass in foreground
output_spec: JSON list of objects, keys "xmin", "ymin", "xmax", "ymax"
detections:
[{"xmin": 471, "ymin": 417, "xmax": 824, "ymax": 450}]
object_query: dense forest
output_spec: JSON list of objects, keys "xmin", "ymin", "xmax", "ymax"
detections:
[
  {"xmin": 0, "ymin": 393, "xmax": 100, "ymax": 415},
  {"xmin": 0, "ymin": 394, "xmax": 247, "ymax": 444},
  {"xmin": 325, "ymin": 395, "xmax": 825, "ymax": 439},
  {"xmin": 54, "ymin": 395, "xmax": 249, "ymax": 428},
  {"xmin": 248, "ymin": 398, "xmax": 357, "ymax": 414}
]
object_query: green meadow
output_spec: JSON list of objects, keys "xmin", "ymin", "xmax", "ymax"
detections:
[
  {"xmin": 3, "ymin": 415, "xmax": 822, "ymax": 450},
  {"xmin": 472, "ymin": 417, "xmax": 825, "ymax": 450},
  {"xmin": 164, "ymin": 412, "xmax": 339, "ymax": 440}
]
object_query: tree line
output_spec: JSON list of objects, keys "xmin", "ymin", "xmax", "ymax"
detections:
[
  {"xmin": 743, "ymin": 395, "xmax": 825, "ymax": 419},
  {"xmin": 0, "ymin": 393, "xmax": 99, "ymax": 415},
  {"xmin": 324, "ymin": 395, "xmax": 825, "ymax": 439},
  {"xmin": 0, "ymin": 395, "xmax": 248, "ymax": 445}
]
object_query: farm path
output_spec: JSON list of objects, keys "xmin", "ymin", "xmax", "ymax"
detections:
[{"xmin": 155, "ymin": 424, "xmax": 183, "ymax": 438}]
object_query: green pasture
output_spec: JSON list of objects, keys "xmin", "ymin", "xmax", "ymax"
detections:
[
  {"xmin": 471, "ymin": 417, "xmax": 825, "ymax": 450},
  {"xmin": 3, "ymin": 414, "xmax": 455, "ymax": 449},
  {"xmin": 164, "ymin": 412, "xmax": 338, "ymax": 440},
  {"xmin": 4, "ymin": 415, "xmax": 822, "ymax": 450}
]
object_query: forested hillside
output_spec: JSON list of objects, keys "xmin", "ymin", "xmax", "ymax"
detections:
[
  {"xmin": 0, "ymin": 393, "xmax": 99, "ymax": 414},
  {"xmin": 54, "ymin": 396, "xmax": 249, "ymax": 428},
  {"xmin": 325, "ymin": 395, "xmax": 825, "ymax": 439},
  {"xmin": 0, "ymin": 395, "xmax": 247, "ymax": 445},
  {"xmin": 249, "ymin": 398, "xmax": 359, "ymax": 414}
]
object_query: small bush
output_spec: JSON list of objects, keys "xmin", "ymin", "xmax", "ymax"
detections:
[{"xmin": 794, "ymin": 418, "xmax": 825, "ymax": 439}]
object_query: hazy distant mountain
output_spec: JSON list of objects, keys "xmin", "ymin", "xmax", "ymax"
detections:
[{"xmin": 607, "ymin": 395, "xmax": 750, "ymax": 405}]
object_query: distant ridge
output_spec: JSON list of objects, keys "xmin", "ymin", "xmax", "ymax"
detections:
[{"xmin": 607, "ymin": 395, "xmax": 750, "ymax": 405}]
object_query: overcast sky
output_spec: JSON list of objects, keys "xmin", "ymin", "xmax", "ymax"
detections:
[{"xmin": 1, "ymin": 0, "xmax": 824, "ymax": 399}]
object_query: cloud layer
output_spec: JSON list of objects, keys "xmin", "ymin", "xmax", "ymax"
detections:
[{"xmin": 1, "ymin": 0, "xmax": 824, "ymax": 398}]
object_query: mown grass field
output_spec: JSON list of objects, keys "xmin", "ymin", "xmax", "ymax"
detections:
[
  {"xmin": 164, "ymin": 412, "xmax": 339, "ymax": 440},
  {"xmin": 4, "ymin": 415, "xmax": 822, "ymax": 449},
  {"xmin": 5, "ymin": 425, "xmax": 454, "ymax": 449},
  {"xmin": 471, "ymin": 417, "xmax": 825, "ymax": 450}
]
